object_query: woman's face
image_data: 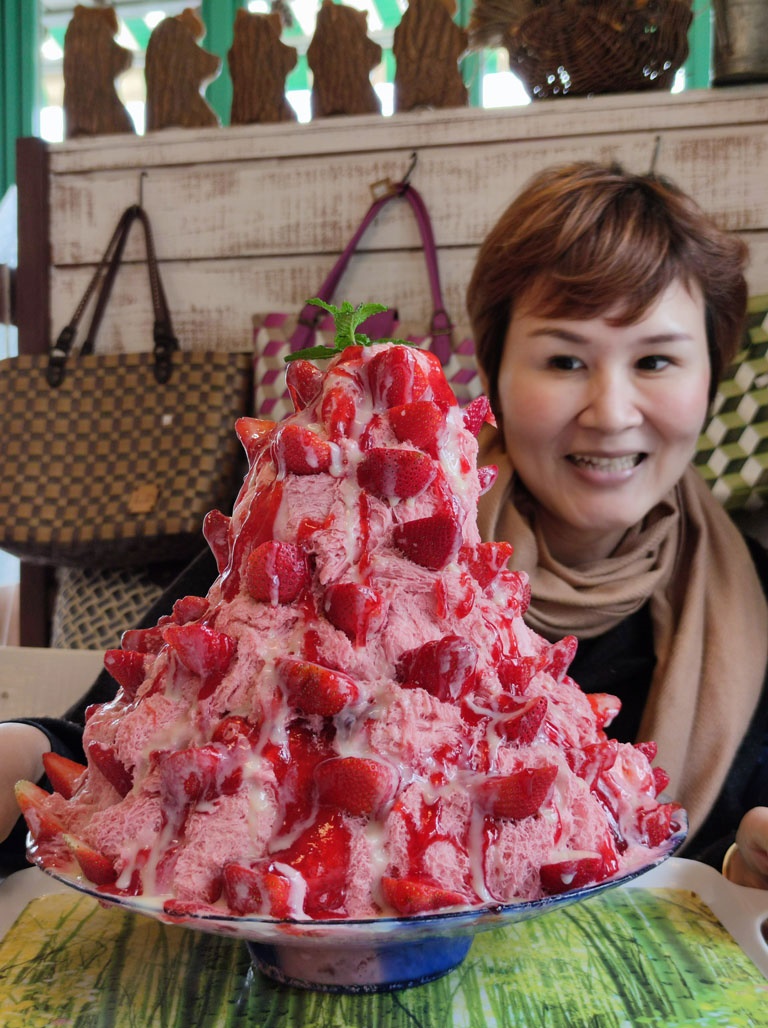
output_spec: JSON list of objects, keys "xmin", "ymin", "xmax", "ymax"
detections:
[{"xmin": 495, "ymin": 279, "xmax": 711, "ymax": 565}]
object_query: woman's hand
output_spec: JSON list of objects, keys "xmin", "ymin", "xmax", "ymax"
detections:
[
  {"xmin": 722, "ymin": 807, "xmax": 768, "ymax": 889},
  {"xmin": 0, "ymin": 723, "xmax": 51, "ymax": 843}
]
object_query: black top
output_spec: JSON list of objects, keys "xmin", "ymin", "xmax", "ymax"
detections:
[{"xmin": 3, "ymin": 540, "xmax": 768, "ymax": 875}]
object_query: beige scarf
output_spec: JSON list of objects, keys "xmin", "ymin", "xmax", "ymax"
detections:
[{"xmin": 477, "ymin": 428, "xmax": 768, "ymax": 841}]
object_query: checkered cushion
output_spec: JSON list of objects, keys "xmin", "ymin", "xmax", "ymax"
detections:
[{"xmin": 694, "ymin": 295, "xmax": 768, "ymax": 510}]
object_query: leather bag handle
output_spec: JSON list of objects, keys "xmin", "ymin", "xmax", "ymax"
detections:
[
  {"xmin": 47, "ymin": 204, "xmax": 179, "ymax": 387},
  {"xmin": 290, "ymin": 181, "xmax": 453, "ymax": 359}
]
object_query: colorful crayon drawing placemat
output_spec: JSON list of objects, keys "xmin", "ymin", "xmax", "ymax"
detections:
[{"xmin": 0, "ymin": 887, "xmax": 766, "ymax": 1028}]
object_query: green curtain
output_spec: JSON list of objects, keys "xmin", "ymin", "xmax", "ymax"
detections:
[
  {"xmin": 0, "ymin": 0, "xmax": 38, "ymax": 195},
  {"xmin": 201, "ymin": 0, "xmax": 243, "ymax": 127}
]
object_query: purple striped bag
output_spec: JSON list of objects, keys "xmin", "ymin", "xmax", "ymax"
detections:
[{"xmin": 252, "ymin": 181, "xmax": 481, "ymax": 421}]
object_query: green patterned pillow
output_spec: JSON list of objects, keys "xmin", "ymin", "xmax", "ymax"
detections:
[{"xmin": 694, "ymin": 294, "xmax": 768, "ymax": 510}]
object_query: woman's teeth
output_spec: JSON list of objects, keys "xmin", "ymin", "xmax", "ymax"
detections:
[{"xmin": 568, "ymin": 454, "xmax": 643, "ymax": 471}]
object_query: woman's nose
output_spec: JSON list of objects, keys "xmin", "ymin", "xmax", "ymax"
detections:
[{"xmin": 577, "ymin": 371, "xmax": 643, "ymax": 432}]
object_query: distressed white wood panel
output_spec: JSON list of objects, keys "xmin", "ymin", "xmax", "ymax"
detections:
[
  {"xmin": 47, "ymin": 231, "xmax": 768, "ymax": 356},
  {"xmin": 46, "ymin": 86, "xmax": 768, "ymax": 175},
  {"xmin": 48, "ymin": 121, "xmax": 768, "ymax": 269},
  {"xmin": 48, "ymin": 248, "xmax": 480, "ymax": 354}
]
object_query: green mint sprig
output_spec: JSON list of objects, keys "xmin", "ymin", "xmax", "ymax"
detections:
[{"xmin": 284, "ymin": 298, "xmax": 413, "ymax": 363}]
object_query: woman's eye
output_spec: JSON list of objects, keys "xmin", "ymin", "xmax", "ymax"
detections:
[
  {"xmin": 548, "ymin": 355, "xmax": 583, "ymax": 371},
  {"xmin": 637, "ymin": 355, "xmax": 671, "ymax": 371}
]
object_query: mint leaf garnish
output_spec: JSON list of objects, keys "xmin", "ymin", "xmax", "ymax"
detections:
[{"xmin": 285, "ymin": 299, "xmax": 412, "ymax": 363}]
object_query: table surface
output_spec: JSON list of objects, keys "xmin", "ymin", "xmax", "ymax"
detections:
[{"xmin": 1, "ymin": 858, "xmax": 768, "ymax": 1028}]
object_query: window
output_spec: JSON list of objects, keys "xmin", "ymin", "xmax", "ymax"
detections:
[{"xmin": 36, "ymin": 0, "xmax": 708, "ymax": 142}]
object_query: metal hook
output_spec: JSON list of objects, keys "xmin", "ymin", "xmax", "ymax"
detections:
[
  {"xmin": 402, "ymin": 151, "xmax": 418, "ymax": 186},
  {"xmin": 649, "ymin": 135, "xmax": 662, "ymax": 175},
  {"xmin": 369, "ymin": 152, "xmax": 419, "ymax": 201},
  {"xmin": 138, "ymin": 170, "xmax": 148, "ymax": 207}
]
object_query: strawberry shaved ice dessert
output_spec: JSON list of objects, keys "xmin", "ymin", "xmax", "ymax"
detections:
[{"xmin": 18, "ymin": 329, "xmax": 684, "ymax": 922}]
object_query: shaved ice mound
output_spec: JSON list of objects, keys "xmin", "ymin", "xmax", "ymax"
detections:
[{"xmin": 19, "ymin": 337, "xmax": 684, "ymax": 920}]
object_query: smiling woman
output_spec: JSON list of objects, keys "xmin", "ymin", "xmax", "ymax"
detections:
[
  {"xmin": 495, "ymin": 280, "xmax": 711, "ymax": 565},
  {"xmin": 469, "ymin": 160, "xmax": 768, "ymax": 891}
]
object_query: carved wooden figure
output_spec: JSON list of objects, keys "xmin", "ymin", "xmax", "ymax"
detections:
[
  {"xmin": 307, "ymin": 0, "xmax": 382, "ymax": 118},
  {"xmin": 145, "ymin": 8, "xmax": 221, "ymax": 131},
  {"xmin": 228, "ymin": 8, "xmax": 298, "ymax": 124},
  {"xmin": 393, "ymin": 0, "xmax": 469, "ymax": 112},
  {"xmin": 63, "ymin": 4, "xmax": 134, "ymax": 138}
]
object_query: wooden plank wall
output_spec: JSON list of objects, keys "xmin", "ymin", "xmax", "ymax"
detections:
[
  {"xmin": 14, "ymin": 83, "xmax": 768, "ymax": 645},
  {"xmin": 33, "ymin": 84, "xmax": 768, "ymax": 358}
]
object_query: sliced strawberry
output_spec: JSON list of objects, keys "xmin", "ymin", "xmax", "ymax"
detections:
[
  {"xmin": 463, "ymin": 541, "xmax": 514, "ymax": 589},
  {"xmin": 358, "ymin": 411, "xmax": 389, "ymax": 452},
  {"xmin": 120, "ymin": 625, "xmax": 165, "ymax": 655},
  {"xmin": 15, "ymin": 780, "xmax": 65, "ymax": 842},
  {"xmin": 357, "ymin": 447, "xmax": 436, "ymax": 500},
  {"xmin": 64, "ymin": 834, "xmax": 117, "ymax": 886},
  {"xmin": 103, "ymin": 649, "xmax": 146, "ymax": 699},
  {"xmin": 235, "ymin": 417, "xmax": 276, "ymax": 464},
  {"xmin": 477, "ymin": 465, "xmax": 498, "ymax": 495},
  {"xmin": 634, "ymin": 740, "xmax": 658, "ymax": 762},
  {"xmin": 222, "ymin": 861, "xmax": 292, "ymax": 917},
  {"xmin": 396, "ymin": 635, "xmax": 478, "ymax": 702},
  {"xmin": 494, "ymin": 570, "xmax": 532, "ymax": 615},
  {"xmin": 567, "ymin": 740, "xmax": 619, "ymax": 789},
  {"xmin": 164, "ymin": 623, "xmax": 236, "ymax": 678},
  {"xmin": 315, "ymin": 757, "xmax": 399, "ymax": 816},
  {"xmin": 87, "ymin": 741, "xmax": 133, "ymax": 797},
  {"xmin": 462, "ymin": 395, "xmax": 494, "ymax": 436},
  {"xmin": 420, "ymin": 350, "xmax": 459, "ymax": 406},
  {"xmin": 500, "ymin": 636, "xmax": 576, "ymax": 692},
  {"xmin": 588, "ymin": 693, "xmax": 622, "ymax": 730},
  {"xmin": 275, "ymin": 657, "xmax": 359, "ymax": 716},
  {"xmin": 264, "ymin": 721, "xmax": 336, "ymax": 833},
  {"xmin": 539, "ymin": 852, "xmax": 606, "ymax": 895},
  {"xmin": 321, "ymin": 383, "xmax": 358, "ymax": 441},
  {"xmin": 278, "ymin": 811, "xmax": 351, "ymax": 919},
  {"xmin": 388, "ymin": 400, "xmax": 447, "ymax": 456},
  {"xmin": 323, "ymin": 581, "xmax": 384, "ymax": 645},
  {"xmin": 392, "ymin": 511, "xmax": 463, "ymax": 570},
  {"xmin": 652, "ymin": 766, "xmax": 671, "ymax": 796},
  {"xmin": 223, "ymin": 481, "xmax": 284, "ymax": 601},
  {"xmin": 381, "ymin": 875, "xmax": 468, "ymax": 915},
  {"xmin": 495, "ymin": 695, "xmax": 548, "ymax": 745},
  {"xmin": 159, "ymin": 745, "xmax": 224, "ymax": 808},
  {"xmin": 333, "ymin": 344, "xmax": 365, "ymax": 367},
  {"xmin": 636, "ymin": 802, "xmax": 681, "ymax": 847},
  {"xmin": 203, "ymin": 509, "xmax": 232, "ymax": 573},
  {"xmin": 211, "ymin": 715, "xmax": 261, "ymax": 748},
  {"xmin": 42, "ymin": 752, "xmax": 86, "ymax": 800},
  {"xmin": 271, "ymin": 423, "xmax": 332, "ymax": 476},
  {"xmin": 244, "ymin": 539, "xmax": 309, "ymax": 605},
  {"xmin": 549, "ymin": 636, "xmax": 578, "ymax": 681},
  {"xmin": 367, "ymin": 346, "xmax": 428, "ymax": 408},
  {"xmin": 475, "ymin": 764, "xmax": 558, "ymax": 820},
  {"xmin": 172, "ymin": 595, "xmax": 210, "ymax": 625},
  {"xmin": 286, "ymin": 359, "xmax": 323, "ymax": 412}
]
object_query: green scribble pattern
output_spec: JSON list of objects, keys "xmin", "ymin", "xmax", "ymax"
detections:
[{"xmin": 1, "ymin": 888, "xmax": 766, "ymax": 1027}]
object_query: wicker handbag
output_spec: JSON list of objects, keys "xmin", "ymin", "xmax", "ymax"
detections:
[
  {"xmin": 0, "ymin": 205, "xmax": 252, "ymax": 568},
  {"xmin": 469, "ymin": 0, "xmax": 693, "ymax": 98}
]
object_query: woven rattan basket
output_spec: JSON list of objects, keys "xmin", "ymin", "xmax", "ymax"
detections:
[{"xmin": 469, "ymin": 0, "xmax": 694, "ymax": 98}]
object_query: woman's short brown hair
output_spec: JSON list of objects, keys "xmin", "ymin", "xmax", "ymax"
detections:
[{"xmin": 467, "ymin": 161, "xmax": 748, "ymax": 415}]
